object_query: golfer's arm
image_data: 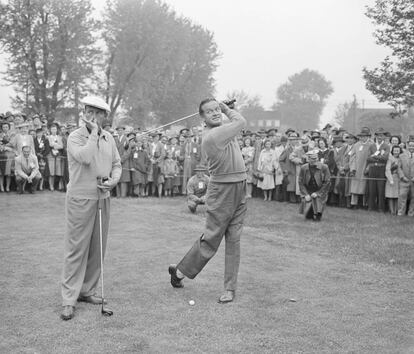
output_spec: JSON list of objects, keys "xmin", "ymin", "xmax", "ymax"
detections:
[
  {"xmin": 68, "ymin": 133, "xmax": 98, "ymax": 165},
  {"xmin": 214, "ymin": 110, "xmax": 246, "ymax": 145},
  {"xmin": 110, "ymin": 141, "xmax": 122, "ymax": 183}
]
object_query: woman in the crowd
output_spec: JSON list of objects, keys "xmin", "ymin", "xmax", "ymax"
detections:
[
  {"xmin": 385, "ymin": 145, "xmax": 402, "ymax": 215},
  {"xmin": 241, "ymin": 137, "xmax": 255, "ymax": 198},
  {"xmin": 46, "ymin": 123, "xmax": 63, "ymax": 191},
  {"xmin": 0, "ymin": 122, "xmax": 15, "ymax": 192},
  {"xmin": 389, "ymin": 135, "xmax": 401, "ymax": 147},
  {"xmin": 257, "ymin": 139, "xmax": 276, "ymax": 201},
  {"xmin": 317, "ymin": 137, "xmax": 330, "ymax": 164}
]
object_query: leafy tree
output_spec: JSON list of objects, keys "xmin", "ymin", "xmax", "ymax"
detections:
[
  {"xmin": 363, "ymin": 0, "xmax": 414, "ymax": 115},
  {"xmin": 333, "ymin": 96, "xmax": 358, "ymax": 127},
  {"xmin": 0, "ymin": 0, "xmax": 99, "ymax": 118},
  {"xmin": 103, "ymin": 0, "xmax": 219, "ymax": 124},
  {"xmin": 272, "ymin": 69, "xmax": 333, "ymax": 130}
]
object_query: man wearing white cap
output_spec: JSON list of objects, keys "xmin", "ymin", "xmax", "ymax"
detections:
[{"xmin": 60, "ymin": 96, "xmax": 121, "ymax": 320}]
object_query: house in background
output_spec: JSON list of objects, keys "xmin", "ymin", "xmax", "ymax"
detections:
[
  {"xmin": 242, "ymin": 110, "xmax": 285, "ymax": 132},
  {"xmin": 343, "ymin": 107, "xmax": 414, "ymax": 138}
]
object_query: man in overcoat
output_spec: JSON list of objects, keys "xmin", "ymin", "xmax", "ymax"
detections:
[{"xmin": 298, "ymin": 150, "xmax": 331, "ymax": 221}]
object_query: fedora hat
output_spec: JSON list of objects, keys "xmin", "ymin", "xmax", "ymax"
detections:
[
  {"xmin": 288, "ymin": 132, "xmax": 300, "ymax": 140},
  {"xmin": 357, "ymin": 127, "xmax": 371, "ymax": 136},
  {"xmin": 332, "ymin": 135, "xmax": 345, "ymax": 144},
  {"xmin": 194, "ymin": 164, "xmax": 207, "ymax": 172},
  {"xmin": 374, "ymin": 127, "xmax": 388, "ymax": 136}
]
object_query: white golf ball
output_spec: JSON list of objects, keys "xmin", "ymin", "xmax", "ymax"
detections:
[{"xmin": 189, "ymin": 300, "xmax": 195, "ymax": 306}]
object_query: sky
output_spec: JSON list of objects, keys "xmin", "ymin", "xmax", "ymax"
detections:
[{"xmin": 0, "ymin": 0, "xmax": 390, "ymax": 126}]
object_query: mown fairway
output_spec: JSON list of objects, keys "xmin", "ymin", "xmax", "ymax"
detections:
[{"xmin": 1, "ymin": 192, "xmax": 413, "ymax": 353}]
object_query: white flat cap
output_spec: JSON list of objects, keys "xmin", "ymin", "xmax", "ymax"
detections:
[{"xmin": 81, "ymin": 96, "xmax": 111, "ymax": 113}]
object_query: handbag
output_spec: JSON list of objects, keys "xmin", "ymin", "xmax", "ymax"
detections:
[{"xmin": 253, "ymin": 171, "xmax": 264, "ymax": 181}]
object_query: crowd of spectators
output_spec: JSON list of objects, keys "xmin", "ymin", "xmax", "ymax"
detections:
[{"xmin": 1, "ymin": 110, "xmax": 413, "ymax": 217}]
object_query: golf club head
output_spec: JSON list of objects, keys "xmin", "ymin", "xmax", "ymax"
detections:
[{"xmin": 101, "ymin": 307, "xmax": 113, "ymax": 316}]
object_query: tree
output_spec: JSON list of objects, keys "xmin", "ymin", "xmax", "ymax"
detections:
[
  {"xmin": 102, "ymin": 0, "xmax": 220, "ymax": 124},
  {"xmin": 272, "ymin": 69, "xmax": 333, "ymax": 130},
  {"xmin": 333, "ymin": 96, "xmax": 358, "ymax": 127},
  {"xmin": 0, "ymin": 0, "xmax": 99, "ymax": 118},
  {"xmin": 363, "ymin": 0, "xmax": 414, "ymax": 116},
  {"xmin": 225, "ymin": 90, "xmax": 264, "ymax": 114}
]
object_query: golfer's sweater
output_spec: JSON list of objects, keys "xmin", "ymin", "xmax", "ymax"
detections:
[
  {"xmin": 202, "ymin": 109, "xmax": 247, "ymax": 183},
  {"xmin": 67, "ymin": 126, "xmax": 121, "ymax": 199}
]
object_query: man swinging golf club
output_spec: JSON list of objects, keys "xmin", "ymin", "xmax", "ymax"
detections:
[
  {"xmin": 169, "ymin": 98, "xmax": 247, "ymax": 303},
  {"xmin": 60, "ymin": 96, "xmax": 121, "ymax": 320}
]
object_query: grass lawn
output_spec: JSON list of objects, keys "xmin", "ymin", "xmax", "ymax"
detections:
[{"xmin": 1, "ymin": 192, "xmax": 414, "ymax": 353}]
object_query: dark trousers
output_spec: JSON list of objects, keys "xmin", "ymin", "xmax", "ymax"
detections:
[
  {"xmin": 16, "ymin": 175, "xmax": 40, "ymax": 193},
  {"xmin": 367, "ymin": 165, "xmax": 386, "ymax": 211},
  {"xmin": 178, "ymin": 181, "xmax": 247, "ymax": 291}
]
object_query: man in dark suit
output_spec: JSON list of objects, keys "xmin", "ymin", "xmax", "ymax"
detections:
[{"xmin": 366, "ymin": 127, "xmax": 390, "ymax": 212}]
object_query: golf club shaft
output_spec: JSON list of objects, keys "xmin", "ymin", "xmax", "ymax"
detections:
[
  {"xmin": 135, "ymin": 112, "xmax": 198, "ymax": 139},
  {"xmin": 99, "ymin": 201, "xmax": 105, "ymax": 307}
]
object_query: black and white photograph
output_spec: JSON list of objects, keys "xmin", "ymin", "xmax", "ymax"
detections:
[{"xmin": 0, "ymin": 0, "xmax": 413, "ymax": 353}]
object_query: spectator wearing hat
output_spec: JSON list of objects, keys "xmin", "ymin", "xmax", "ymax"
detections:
[
  {"xmin": 241, "ymin": 136, "xmax": 255, "ymax": 198},
  {"xmin": 385, "ymin": 145, "xmax": 402, "ymax": 215},
  {"xmin": 14, "ymin": 145, "xmax": 42, "ymax": 194},
  {"xmin": 266, "ymin": 129, "xmax": 277, "ymax": 147},
  {"xmin": 279, "ymin": 132, "xmax": 301, "ymax": 203},
  {"xmin": 289, "ymin": 136, "xmax": 307, "ymax": 199},
  {"xmin": 47, "ymin": 123, "xmax": 64, "ymax": 191},
  {"xmin": 167, "ymin": 136, "xmax": 182, "ymax": 194},
  {"xmin": 118, "ymin": 132, "xmax": 136, "ymax": 197},
  {"xmin": 327, "ymin": 135, "xmax": 346, "ymax": 206},
  {"xmin": 322, "ymin": 123, "xmax": 333, "ymax": 145},
  {"xmin": 298, "ymin": 150, "xmax": 331, "ymax": 221},
  {"xmin": 0, "ymin": 122, "xmax": 16, "ymax": 192},
  {"xmin": 115, "ymin": 126, "xmax": 127, "ymax": 148},
  {"xmin": 257, "ymin": 139, "xmax": 276, "ymax": 201},
  {"xmin": 130, "ymin": 138, "xmax": 151, "ymax": 197},
  {"xmin": 14, "ymin": 122, "xmax": 35, "ymax": 156},
  {"xmin": 366, "ymin": 127, "xmax": 390, "ymax": 212},
  {"xmin": 148, "ymin": 132, "xmax": 165, "ymax": 197},
  {"xmin": 186, "ymin": 164, "xmax": 210, "ymax": 213},
  {"xmin": 32, "ymin": 115, "xmax": 42, "ymax": 131},
  {"xmin": 34, "ymin": 128, "xmax": 50, "ymax": 191},
  {"xmin": 397, "ymin": 137, "xmax": 414, "ymax": 216},
  {"xmin": 350, "ymin": 127, "xmax": 372, "ymax": 209},
  {"xmin": 160, "ymin": 149, "xmax": 179, "ymax": 197},
  {"xmin": 251, "ymin": 128, "xmax": 268, "ymax": 191},
  {"xmin": 342, "ymin": 133, "xmax": 358, "ymax": 208}
]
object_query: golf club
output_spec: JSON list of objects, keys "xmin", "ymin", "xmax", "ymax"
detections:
[
  {"xmin": 134, "ymin": 99, "xmax": 236, "ymax": 139},
  {"xmin": 98, "ymin": 197, "xmax": 113, "ymax": 317}
]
